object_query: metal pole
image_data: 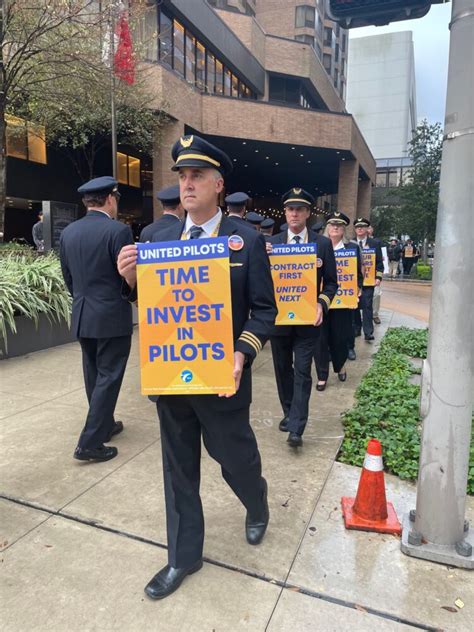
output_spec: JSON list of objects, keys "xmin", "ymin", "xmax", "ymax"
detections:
[
  {"xmin": 110, "ymin": 3, "xmax": 117, "ymax": 179},
  {"xmin": 401, "ymin": 0, "xmax": 474, "ymax": 569}
]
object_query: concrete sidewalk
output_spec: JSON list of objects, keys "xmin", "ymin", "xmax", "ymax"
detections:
[{"xmin": 1, "ymin": 307, "xmax": 472, "ymax": 631}]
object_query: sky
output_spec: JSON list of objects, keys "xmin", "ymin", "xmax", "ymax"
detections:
[{"xmin": 349, "ymin": 2, "xmax": 452, "ymax": 125}]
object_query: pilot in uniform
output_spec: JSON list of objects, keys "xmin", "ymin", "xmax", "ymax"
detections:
[
  {"xmin": 139, "ymin": 184, "xmax": 184, "ymax": 242},
  {"xmin": 225, "ymin": 191, "xmax": 249, "ymax": 227},
  {"xmin": 117, "ymin": 136, "xmax": 277, "ymax": 600},
  {"xmin": 268, "ymin": 188, "xmax": 338, "ymax": 447},
  {"xmin": 59, "ymin": 177, "xmax": 134, "ymax": 462}
]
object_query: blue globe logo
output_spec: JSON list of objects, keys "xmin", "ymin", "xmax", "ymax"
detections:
[
  {"xmin": 181, "ymin": 370, "xmax": 193, "ymax": 383},
  {"xmin": 288, "ymin": 312, "xmax": 295, "ymax": 320}
]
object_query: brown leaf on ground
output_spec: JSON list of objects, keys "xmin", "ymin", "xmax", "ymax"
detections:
[
  {"xmin": 355, "ymin": 604, "xmax": 368, "ymax": 613},
  {"xmin": 441, "ymin": 606, "xmax": 457, "ymax": 613}
]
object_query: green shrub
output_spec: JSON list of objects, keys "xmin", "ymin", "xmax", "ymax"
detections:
[
  {"xmin": 0, "ymin": 252, "xmax": 72, "ymax": 348},
  {"xmin": 338, "ymin": 327, "xmax": 474, "ymax": 495},
  {"xmin": 413, "ymin": 263, "xmax": 432, "ymax": 280}
]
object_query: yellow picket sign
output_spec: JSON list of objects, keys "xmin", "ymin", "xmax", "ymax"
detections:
[
  {"xmin": 331, "ymin": 248, "xmax": 359, "ymax": 309},
  {"xmin": 362, "ymin": 248, "xmax": 376, "ymax": 287},
  {"xmin": 136, "ymin": 238, "xmax": 235, "ymax": 395},
  {"xmin": 270, "ymin": 243, "xmax": 317, "ymax": 325}
]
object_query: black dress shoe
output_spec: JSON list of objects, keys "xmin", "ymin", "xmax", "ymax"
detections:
[
  {"xmin": 338, "ymin": 371, "xmax": 347, "ymax": 382},
  {"xmin": 279, "ymin": 417, "xmax": 289, "ymax": 432},
  {"xmin": 287, "ymin": 432, "xmax": 303, "ymax": 447},
  {"xmin": 364, "ymin": 334, "xmax": 375, "ymax": 341},
  {"xmin": 348, "ymin": 349, "xmax": 356, "ymax": 361},
  {"xmin": 74, "ymin": 445, "xmax": 118, "ymax": 462},
  {"xmin": 316, "ymin": 381, "xmax": 327, "ymax": 391},
  {"xmin": 106, "ymin": 421, "xmax": 124, "ymax": 442},
  {"xmin": 144, "ymin": 560, "xmax": 203, "ymax": 600},
  {"xmin": 246, "ymin": 478, "xmax": 269, "ymax": 545},
  {"xmin": 373, "ymin": 316, "xmax": 381, "ymax": 324}
]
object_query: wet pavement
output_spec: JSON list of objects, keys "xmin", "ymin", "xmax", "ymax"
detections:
[{"xmin": 1, "ymin": 292, "xmax": 472, "ymax": 631}]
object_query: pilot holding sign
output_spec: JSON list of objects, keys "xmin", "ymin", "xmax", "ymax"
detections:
[{"xmin": 118, "ymin": 135, "xmax": 276, "ymax": 601}]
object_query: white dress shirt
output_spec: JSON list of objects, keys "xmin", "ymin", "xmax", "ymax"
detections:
[
  {"xmin": 184, "ymin": 209, "xmax": 222, "ymax": 238},
  {"xmin": 287, "ymin": 227, "xmax": 308, "ymax": 243}
]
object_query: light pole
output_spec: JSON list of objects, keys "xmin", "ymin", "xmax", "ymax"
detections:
[{"xmin": 401, "ymin": 0, "xmax": 474, "ymax": 568}]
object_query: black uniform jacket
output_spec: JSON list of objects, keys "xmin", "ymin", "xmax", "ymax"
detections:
[
  {"xmin": 127, "ymin": 215, "xmax": 277, "ymax": 411},
  {"xmin": 269, "ymin": 229, "xmax": 338, "ymax": 337},
  {"xmin": 227, "ymin": 214, "xmax": 248, "ymax": 227},
  {"xmin": 60, "ymin": 211, "xmax": 134, "ymax": 339},
  {"xmin": 139, "ymin": 213, "xmax": 182, "ymax": 243}
]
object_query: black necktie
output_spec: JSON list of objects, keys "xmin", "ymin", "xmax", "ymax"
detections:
[
  {"xmin": 293, "ymin": 235, "xmax": 301, "ymax": 243},
  {"xmin": 359, "ymin": 240, "xmax": 364, "ymax": 249},
  {"xmin": 189, "ymin": 225, "xmax": 204, "ymax": 240}
]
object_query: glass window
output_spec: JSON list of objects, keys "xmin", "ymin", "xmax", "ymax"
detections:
[
  {"xmin": 117, "ymin": 153, "xmax": 141, "ymax": 188},
  {"xmin": 6, "ymin": 115, "xmax": 28, "ymax": 159},
  {"xmin": 136, "ymin": 5, "xmax": 158, "ymax": 61},
  {"xmin": 196, "ymin": 41, "xmax": 206, "ymax": 90},
  {"xmin": 117, "ymin": 152, "xmax": 128, "ymax": 185},
  {"xmin": 339, "ymin": 81, "xmax": 345, "ymax": 100},
  {"xmin": 231, "ymin": 73, "xmax": 239, "ymax": 97},
  {"xmin": 342, "ymin": 34, "xmax": 347, "ymax": 52},
  {"xmin": 224, "ymin": 69, "xmax": 231, "ymax": 96},
  {"xmin": 341, "ymin": 57, "xmax": 345, "ymax": 75},
  {"xmin": 295, "ymin": 5, "xmax": 315, "ymax": 28},
  {"xmin": 335, "ymin": 43, "xmax": 339, "ymax": 62},
  {"xmin": 334, "ymin": 68, "xmax": 339, "ymax": 88},
  {"xmin": 159, "ymin": 10, "xmax": 172, "ymax": 68},
  {"xmin": 128, "ymin": 157, "xmax": 141, "ymax": 188},
  {"xmin": 207, "ymin": 52, "xmax": 216, "ymax": 93},
  {"xmin": 215, "ymin": 60, "xmax": 224, "ymax": 95},
  {"xmin": 324, "ymin": 27, "xmax": 333, "ymax": 47},
  {"xmin": 185, "ymin": 32, "xmax": 196, "ymax": 83},
  {"xmin": 295, "ymin": 34, "xmax": 315, "ymax": 47},
  {"xmin": 323, "ymin": 54, "xmax": 331, "ymax": 73},
  {"xmin": 375, "ymin": 171, "xmax": 387, "ymax": 188},
  {"xmin": 315, "ymin": 42, "xmax": 322, "ymax": 60},
  {"xmin": 173, "ymin": 21, "xmax": 185, "ymax": 77},
  {"xmin": 388, "ymin": 169, "xmax": 400, "ymax": 187},
  {"xmin": 27, "ymin": 122, "xmax": 47, "ymax": 164}
]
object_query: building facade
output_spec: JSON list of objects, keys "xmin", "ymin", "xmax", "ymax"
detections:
[
  {"xmin": 4, "ymin": 0, "xmax": 375, "ymax": 242},
  {"xmin": 146, "ymin": 0, "xmax": 374, "ymax": 225}
]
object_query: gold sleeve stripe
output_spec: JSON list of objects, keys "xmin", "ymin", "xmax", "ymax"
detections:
[
  {"xmin": 238, "ymin": 335, "xmax": 260, "ymax": 355},
  {"xmin": 376, "ymin": 271, "xmax": 383, "ymax": 278},
  {"xmin": 319, "ymin": 294, "xmax": 331, "ymax": 309},
  {"xmin": 239, "ymin": 332, "xmax": 262, "ymax": 353},
  {"xmin": 240, "ymin": 331, "xmax": 263, "ymax": 351}
]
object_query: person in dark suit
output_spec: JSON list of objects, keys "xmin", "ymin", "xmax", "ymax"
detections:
[
  {"xmin": 245, "ymin": 211, "xmax": 264, "ymax": 231},
  {"xmin": 59, "ymin": 177, "xmax": 134, "ymax": 462},
  {"xmin": 139, "ymin": 184, "xmax": 184, "ymax": 242},
  {"xmin": 313, "ymin": 212, "xmax": 363, "ymax": 389},
  {"xmin": 260, "ymin": 217, "xmax": 275, "ymax": 238},
  {"xmin": 353, "ymin": 217, "xmax": 384, "ymax": 341},
  {"xmin": 117, "ymin": 135, "xmax": 277, "ymax": 600},
  {"xmin": 267, "ymin": 188, "xmax": 338, "ymax": 448},
  {"xmin": 225, "ymin": 191, "xmax": 249, "ymax": 227}
]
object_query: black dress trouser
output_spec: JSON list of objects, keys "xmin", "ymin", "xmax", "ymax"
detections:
[
  {"xmin": 271, "ymin": 331, "xmax": 317, "ymax": 436},
  {"xmin": 77, "ymin": 335, "xmax": 131, "ymax": 450},
  {"xmin": 157, "ymin": 395, "xmax": 265, "ymax": 568},
  {"xmin": 354, "ymin": 286, "xmax": 375, "ymax": 336},
  {"xmin": 314, "ymin": 309, "xmax": 352, "ymax": 381}
]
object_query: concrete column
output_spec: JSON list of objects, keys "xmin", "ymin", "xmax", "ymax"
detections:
[
  {"xmin": 152, "ymin": 118, "xmax": 184, "ymax": 220},
  {"xmin": 357, "ymin": 179, "xmax": 372, "ymax": 220},
  {"xmin": 337, "ymin": 159, "xmax": 359, "ymax": 225}
]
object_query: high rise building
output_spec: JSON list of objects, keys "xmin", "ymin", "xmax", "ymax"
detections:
[{"xmin": 346, "ymin": 31, "xmax": 417, "ymax": 191}]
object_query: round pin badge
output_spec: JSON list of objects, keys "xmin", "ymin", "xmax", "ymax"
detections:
[
  {"xmin": 317, "ymin": 257, "xmax": 323, "ymax": 268},
  {"xmin": 228, "ymin": 235, "xmax": 244, "ymax": 251}
]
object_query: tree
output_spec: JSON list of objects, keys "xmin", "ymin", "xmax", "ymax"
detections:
[
  {"xmin": 1, "ymin": 1, "xmax": 168, "ymax": 239},
  {"xmin": 399, "ymin": 120, "xmax": 443, "ymax": 247}
]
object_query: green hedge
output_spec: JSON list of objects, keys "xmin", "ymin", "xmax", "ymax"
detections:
[
  {"xmin": 0, "ymin": 251, "xmax": 72, "ymax": 348},
  {"xmin": 411, "ymin": 263, "xmax": 432, "ymax": 280},
  {"xmin": 338, "ymin": 327, "xmax": 473, "ymax": 495}
]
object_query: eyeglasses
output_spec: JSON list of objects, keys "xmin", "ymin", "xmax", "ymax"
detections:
[{"xmin": 112, "ymin": 191, "xmax": 121, "ymax": 200}]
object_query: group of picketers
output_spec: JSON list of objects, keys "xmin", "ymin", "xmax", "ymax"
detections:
[{"xmin": 59, "ymin": 134, "xmax": 383, "ymax": 601}]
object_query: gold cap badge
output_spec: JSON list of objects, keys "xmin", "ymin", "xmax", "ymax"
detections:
[{"xmin": 180, "ymin": 135, "xmax": 193, "ymax": 148}]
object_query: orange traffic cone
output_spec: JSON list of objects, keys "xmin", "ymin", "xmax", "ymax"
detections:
[{"xmin": 341, "ymin": 438, "xmax": 401, "ymax": 535}]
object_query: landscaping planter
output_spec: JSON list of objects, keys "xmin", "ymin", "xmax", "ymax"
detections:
[{"xmin": 0, "ymin": 314, "xmax": 75, "ymax": 359}]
